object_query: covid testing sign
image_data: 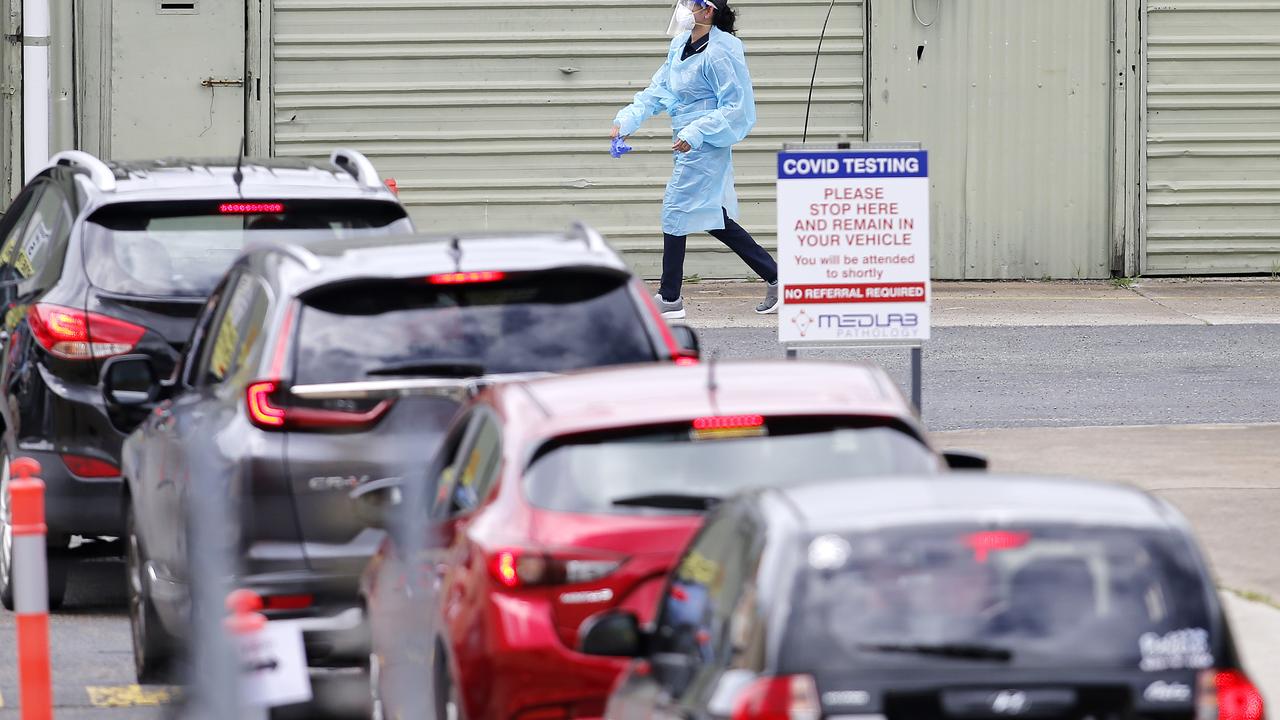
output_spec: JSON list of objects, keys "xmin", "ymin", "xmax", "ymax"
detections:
[{"xmin": 777, "ymin": 150, "xmax": 931, "ymax": 344}]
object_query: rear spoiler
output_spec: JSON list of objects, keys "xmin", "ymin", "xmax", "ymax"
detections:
[{"xmin": 289, "ymin": 372, "xmax": 555, "ymax": 402}]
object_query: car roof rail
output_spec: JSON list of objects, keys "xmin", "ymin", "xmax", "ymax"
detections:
[
  {"xmin": 569, "ymin": 221, "xmax": 611, "ymax": 254},
  {"xmin": 48, "ymin": 150, "xmax": 117, "ymax": 192},
  {"xmin": 245, "ymin": 239, "xmax": 322, "ymax": 272},
  {"xmin": 329, "ymin": 148, "xmax": 384, "ymax": 190}
]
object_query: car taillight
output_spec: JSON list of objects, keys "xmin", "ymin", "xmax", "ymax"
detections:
[
  {"xmin": 486, "ymin": 547, "xmax": 622, "ymax": 589},
  {"xmin": 29, "ymin": 304, "xmax": 145, "ymax": 360},
  {"xmin": 61, "ymin": 453, "xmax": 120, "ymax": 478},
  {"xmin": 246, "ymin": 379, "xmax": 394, "ymax": 432},
  {"xmin": 262, "ymin": 594, "xmax": 313, "ymax": 611},
  {"xmin": 1198, "ymin": 670, "xmax": 1266, "ymax": 720},
  {"xmin": 732, "ymin": 675, "xmax": 822, "ymax": 720}
]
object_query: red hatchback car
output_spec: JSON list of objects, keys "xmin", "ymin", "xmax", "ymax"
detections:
[{"xmin": 359, "ymin": 361, "xmax": 952, "ymax": 720}]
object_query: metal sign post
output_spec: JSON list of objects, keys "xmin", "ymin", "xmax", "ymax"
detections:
[{"xmin": 777, "ymin": 142, "xmax": 931, "ymax": 413}]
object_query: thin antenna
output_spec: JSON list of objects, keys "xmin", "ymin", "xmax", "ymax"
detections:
[
  {"xmin": 232, "ymin": 136, "xmax": 246, "ymax": 197},
  {"xmin": 448, "ymin": 237, "xmax": 463, "ymax": 273},
  {"xmin": 802, "ymin": 0, "xmax": 838, "ymax": 143}
]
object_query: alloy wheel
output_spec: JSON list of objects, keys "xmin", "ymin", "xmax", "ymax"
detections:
[{"xmin": 126, "ymin": 522, "xmax": 147, "ymax": 666}]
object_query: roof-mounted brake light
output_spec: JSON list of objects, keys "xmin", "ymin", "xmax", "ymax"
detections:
[
  {"xmin": 693, "ymin": 415, "xmax": 765, "ymax": 431},
  {"xmin": 427, "ymin": 271, "xmax": 506, "ymax": 285},
  {"xmin": 220, "ymin": 202, "xmax": 284, "ymax": 214},
  {"xmin": 964, "ymin": 530, "xmax": 1031, "ymax": 562}
]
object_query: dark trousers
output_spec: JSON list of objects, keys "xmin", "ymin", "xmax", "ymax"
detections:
[{"xmin": 659, "ymin": 208, "xmax": 778, "ymax": 301}]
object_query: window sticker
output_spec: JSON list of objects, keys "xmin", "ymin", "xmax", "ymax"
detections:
[{"xmin": 1138, "ymin": 628, "xmax": 1213, "ymax": 672}]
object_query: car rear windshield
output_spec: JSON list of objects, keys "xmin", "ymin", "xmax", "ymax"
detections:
[
  {"xmin": 292, "ymin": 271, "xmax": 656, "ymax": 384},
  {"xmin": 525, "ymin": 421, "xmax": 937, "ymax": 515},
  {"xmin": 779, "ymin": 524, "xmax": 1214, "ymax": 671},
  {"xmin": 83, "ymin": 200, "xmax": 410, "ymax": 297}
]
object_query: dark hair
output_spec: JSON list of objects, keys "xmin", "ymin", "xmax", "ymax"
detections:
[{"xmin": 711, "ymin": 0, "xmax": 737, "ymax": 34}]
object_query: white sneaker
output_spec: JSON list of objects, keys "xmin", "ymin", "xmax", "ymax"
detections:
[
  {"xmin": 653, "ymin": 293, "xmax": 686, "ymax": 319},
  {"xmin": 755, "ymin": 281, "xmax": 779, "ymax": 315}
]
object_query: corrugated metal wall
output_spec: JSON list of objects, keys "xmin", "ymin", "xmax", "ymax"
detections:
[
  {"xmin": 1144, "ymin": 0, "xmax": 1280, "ymax": 275},
  {"xmin": 270, "ymin": 0, "xmax": 865, "ymax": 278},
  {"xmin": 868, "ymin": 0, "xmax": 1113, "ymax": 279}
]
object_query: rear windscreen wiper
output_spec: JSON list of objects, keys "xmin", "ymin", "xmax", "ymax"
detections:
[
  {"xmin": 365, "ymin": 361, "xmax": 486, "ymax": 378},
  {"xmin": 611, "ymin": 493, "xmax": 721, "ymax": 511},
  {"xmin": 857, "ymin": 642, "xmax": 1013, "ymax": 662}
]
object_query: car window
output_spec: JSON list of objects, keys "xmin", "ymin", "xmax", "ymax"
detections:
[
  {"xmin": 525, "ymin": 421, "xmax": 937, "ymax": 516},
  {"xmin": 452, "ymin": 416, "xmax": 502, "ymax": 512},
  {"xmin": 182, "ymin": 273, "xmax": 238, "ymax": 387},
  {"xmin": 81, "ymin": 200, "xmax": 410, "ymax": 298},
  {"xmin": 652, "ymin": 509, "xmax": 764, "ymax": 698},
  {"xmin": 0, "ymin": 182, "xmax": 70, "ymax": 294},
  {"xmin": 777, "ymin": 523, "xmax": 1215, "ymax": 672},
  {"xmin": 292, "ymin": 271, "xmax": 657, "ymax": 384},
  {"xmin": 0, "ymin": 186, "xmax": 42, "ymax": 305},
  {"xmin": 195, "ymin": 274, "xmax": 270, "ymax": 388},
  {"xmin": 432, "ymin": 413, "xmax": 481, "ymax": 518}
]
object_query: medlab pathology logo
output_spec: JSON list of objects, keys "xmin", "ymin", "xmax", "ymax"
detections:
[
  {"xmin": 819, "ymin": 311, "xmax": 920, "ymax": 339},
  {"xmin": 791, "ymin": 310, "xmax": 816, "ymax": 337}
]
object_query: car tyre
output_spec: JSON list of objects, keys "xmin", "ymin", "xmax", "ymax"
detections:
[
  {"xmin": 126, "ymin": 506, "xmax": 175, "ymax": 683},
  {"xmin": 0, "ymin": 454, "xmax": 69, "ymax": 611}
]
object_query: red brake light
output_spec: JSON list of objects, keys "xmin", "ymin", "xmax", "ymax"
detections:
[
  {"xmin": 61, "ymin": 454, "xmax": 120, "ymax": 478},
  {"xmin": 219, "ymin": 202, "xmax": 284, "ymax": 214},
  {"xmin": 1200, "ymin": 670, "xmax": 1266, "ymax": 720},
  {"xmin": 427, "ymin": 271, "xmax": 506, "ymax": 285},
  {"xmin": 29, "ymin": 304, "xmax": 145, "ymax": 360},
  {"xmin": 693, "ymin": 415, "xmax": 765, "ymax": 431},
  {"xmin": 384, "ymin": 178, "xmax": 399, "ymax": 195},
  {"xmin": 732, "ymin": 675, "xmax": 821, "ymax": 720},
  {"xmin": 262, "ymin": 594, "xmax": 313, "ymax": 611},
  {"xmin": 486, "ymin": 547, "xmax": 621, "ymax": 589},
  {"xmin": 246, "ymin": 379, "xmax": 394, "ymax": 432},
  {"xmin": 964, "ymin": 530, "xmax": 1031, "ymax": 562},
  {"xmin": 247, "ymin": 381, "xmax": 286, "ymax": 427}
]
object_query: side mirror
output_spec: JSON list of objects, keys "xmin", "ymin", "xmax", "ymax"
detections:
[
  {"xmin": 669, "ymin": 324, "xmax": 700, "ymax": 362},
  {"xmin": 943, "ymin": 450, "xmax": 989, "ymax": 471},
  {"xmin": 101, "ymin": 355, "xmax": 160, "ymax": 407},
  {"xmin": 350, "ymin": 476, "xmax": 404, "ymax": 530},
  {"xmin": 579, "ymin": 610, "xmax": 645, "ymax": 657}
]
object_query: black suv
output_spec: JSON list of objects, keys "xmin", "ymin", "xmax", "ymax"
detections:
[
  {"xmin": 105, "ymin": 227, "xmax": 698, "ymax": 681},
  {"xmin": 0, "ymin": 150, "xmax": 410, "ymax": 609}
]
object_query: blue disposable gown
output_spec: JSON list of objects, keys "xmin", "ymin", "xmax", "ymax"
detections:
[{"xmin": 614, "ymin": 27, "xmax": 757, "ymax": 236}]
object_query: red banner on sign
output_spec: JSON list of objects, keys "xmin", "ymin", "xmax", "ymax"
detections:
[{"xmin": 782, "ymin": 282, "xmax": 928, "ymax": 304}]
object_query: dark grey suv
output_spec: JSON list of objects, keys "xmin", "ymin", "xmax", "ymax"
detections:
[
  {"xmin": 0, "ymin": 150, "xmax": 411, "ymax": 610},
  {"xmin": 105, "ymin": 227, "xmax": 697, "ymax": 681}
]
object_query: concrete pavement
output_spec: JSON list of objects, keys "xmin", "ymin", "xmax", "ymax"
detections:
[{"xmin": 677, "ymin": 278, "xmax": 1280, "ymax": 328}]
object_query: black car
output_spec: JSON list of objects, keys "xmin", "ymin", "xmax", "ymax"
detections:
[
  {"xmin": 106, "ymin": 227, "xmax": 697, "ymax": 681},
  {"xmin": 582, "ymin": 475, "xmax": 1265, "ymax": 720},
  {"xmin": 0, "ymin": 149, "xmax": 409, "ymax": 609}
]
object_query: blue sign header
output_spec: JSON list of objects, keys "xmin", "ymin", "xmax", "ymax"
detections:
[{"xmin": 778, "ymin": 150, "xmax": 928, "ymax": 180}]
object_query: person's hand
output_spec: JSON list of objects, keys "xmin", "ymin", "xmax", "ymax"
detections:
[
  {"xmin": 673, "ymin": 139, "xmax": 692, "ymax": 153},
  {"xmin": 611, "ymin": 126, "xmax": 622, "ymax": 140}
]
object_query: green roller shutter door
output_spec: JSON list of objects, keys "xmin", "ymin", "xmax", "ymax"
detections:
[
  {"xmin": 270, "ymin": 0, "xmax": 865, "ymax": 278},
  {"xmin": 1145, "ymin": 1, "xmax": 1280, "ymax": 274}
]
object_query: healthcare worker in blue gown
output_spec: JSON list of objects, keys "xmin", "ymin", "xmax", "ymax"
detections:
[{"xmin": 612, "ymin": 0, "xmax": 779, "ymax": 320}]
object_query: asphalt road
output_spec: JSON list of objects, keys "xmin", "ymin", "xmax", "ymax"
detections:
[
  {"xmin": 2, "ymin": 323, "xmax": 1278, "ymax": 717},
  {"xmin": 698, "ymin": 324, "xmax": 1280, "ymax": 430}
]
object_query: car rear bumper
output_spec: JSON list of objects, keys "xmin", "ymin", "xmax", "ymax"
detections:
[
  {"xmin": 246, "ymin": 570, "xmax": 370, "ymax": 667},
  {"xmin": 458, "ymin": 593, "xmax": 630, "ymax": 720},
  {"xmin": 16, "ymin": 446, "xmax": 124, "ymax": 540}
]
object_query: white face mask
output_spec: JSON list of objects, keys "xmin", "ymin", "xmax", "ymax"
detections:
[{"xmin": 667, "ymin": 4, "xmax": 695, "ymax": 36}]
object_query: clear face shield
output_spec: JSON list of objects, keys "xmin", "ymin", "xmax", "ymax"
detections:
[{"xmin": 667, "ymin": 0, "xmax": 717, "ymax": 36}]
